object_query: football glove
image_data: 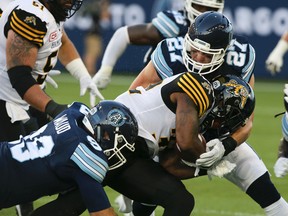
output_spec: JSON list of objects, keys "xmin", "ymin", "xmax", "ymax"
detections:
[
  {"xmin": 274, "ymin": 157, "xmax": 288, "ymax": 178},
  {"xmin": 196, "ymin": 138, "xmax": 225, "ymax": 168},
  {"xmin": 80, "ymin": 76, "xmax": 104, "ymax": 107},
  {"xmin": 93, "ymin": 66, "xmax": 113, "ymax": 89},
  {"xmin": 266, "ymin": 39, "xmax": 288, "ymax": 75}
]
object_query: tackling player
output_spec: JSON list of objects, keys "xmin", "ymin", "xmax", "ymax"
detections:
[
  {"xmin": 0, "ymin": 101, "xmax": 139, "ymax": 216},
  {"xmin": 0, "ymin": 0, "xmax": 103, "ymax": 215},
  {"xmin": 119, "ymin": 11, "xmax": 288, "ymax": 216},
  {"xmin": 92, "ymin": 0, "xmax": 225, "ymax": 89}
]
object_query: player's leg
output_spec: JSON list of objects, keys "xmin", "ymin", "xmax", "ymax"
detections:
[
  {"xmin": 224, "ymin": 142, "xmax": 288, "ymax": 215},
  {"xmin": 30, "ymin": 189, "xmax": 86, "ymax": 216},
  {"xmin": 106, "ymin": 158, "xmax": 195, "ymax": 216}
]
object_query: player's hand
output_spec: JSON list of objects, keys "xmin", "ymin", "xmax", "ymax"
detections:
[
  {"xmin": 196, "ymin": 138, "xmax": 225, "ymax": 168},
  {"xmin": 265, "ymin": 51, "xmax": 283, "ymax": 75},
  {"xmin": 45, "ymin": 70, "xmax": 61, "ymax": 88},
  {"xmin": 80, "ymin": 76, "xmax": 104, "ymax": 107},
  {"xmin": 274, "ymin": 157, "xmax": 288, "ymax": 177},
  {"xmin": 92, "ymin": 66, "xmax": 113, "ymax": 89}
]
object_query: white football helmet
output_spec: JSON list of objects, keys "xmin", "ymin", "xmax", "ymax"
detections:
[{"xmin": 184, "ymin": 0, "xmax": 225, "ymax": 23}]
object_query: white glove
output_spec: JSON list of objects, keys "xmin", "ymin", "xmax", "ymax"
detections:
[
  {"xmin": 274, "ymin": 157, "xmax": 288, "ymax": 178},
  {"xmin": 207, "ymin": 159, "xmax": 236, "ymax": 180},
  {"xmin": 80, "ymin": 76, "xmax": 104, "ymax": 107},
  {"xmin": 92, "ymin": 65, "xmax": 113, "ymax": 89},
  {"xmin": 44, "ymin": 70, "xmax": 61, "ymax": 89},
  {"xmin": 266, "ymin": 39, "xmax": 288, "ymax": 75},
  {"xmin": 196, "ymin": 138, "xmax": 225, "ymax": 168}
]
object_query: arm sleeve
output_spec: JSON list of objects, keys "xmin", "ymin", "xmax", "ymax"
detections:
[
  {"xmin": 73, "ymin": 170, "xmax": 111, "ymax": 212},
  {"xmin": 100, "ymin": 26, "xmax": 130, "ymax": 68}
]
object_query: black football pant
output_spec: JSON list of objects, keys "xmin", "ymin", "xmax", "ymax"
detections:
[{"xmin": 30, "ymin": 157, "xmax": 194, "ymax": 216}]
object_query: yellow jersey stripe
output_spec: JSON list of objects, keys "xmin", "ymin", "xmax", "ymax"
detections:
[
  {"xmin": 177, "ymin": 73, "xmax": 210, "ymax": 117},
  {"xmin": 10, "ymin": 11, "xmax": 45, "ymax": 46}
]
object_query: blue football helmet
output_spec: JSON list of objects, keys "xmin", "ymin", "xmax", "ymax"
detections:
[
  {"xmin": 183, "ymin": 11, "xmax": 233, "ymax": 75},
  {"xmin": 83, "ymin": 100, "xmax": 138, "ymax": 170},
  {"xmin": 200, "ymin": 75, "xmax": 255, "ymax": 136},
  {"xmin": 46, "ymin": 0, "xmax": 83, "ymax": 22}
]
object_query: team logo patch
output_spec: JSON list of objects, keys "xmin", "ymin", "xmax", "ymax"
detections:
[
  {"xmin": 49, "ymin": 31, "xmax": 58, "ymax": 42},
  {"xmin": 24, "ymin": 16, "xmax": 36, "ymax": 26},
  {"xmin": 224, "ymin": 79, "xmax": 249, "ymax": 109},
  {"xmin": 107, "ymin": 109, "xmax": 126, "ymax": 127}
]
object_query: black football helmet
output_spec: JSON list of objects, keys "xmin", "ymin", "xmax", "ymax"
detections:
[
  {"xmin": 184, "ymin": 0, "xmax": 225, "ymax": 23},
  {"xmin": 200, "ymin": 75, "xmax": 255, "ymax": 136},
  {"xmin": 83, "ymin": 100, "xmax": 138, "ymax": 170},
  {"xmin": 183, "ymin": 11, "xmax": 233, "ymax": 75},
  {"xmin": 45, "ymin": 0, "xmax": 83, "ymax": 22}
]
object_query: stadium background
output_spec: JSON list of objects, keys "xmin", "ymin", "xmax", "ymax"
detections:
[
  {"xmin": 1, "ymin": 1, "xmax": 288, "ymax": 215},
  {"xmin": 61, "ymin": 0, "xmax": 288, "ymax": 79}
]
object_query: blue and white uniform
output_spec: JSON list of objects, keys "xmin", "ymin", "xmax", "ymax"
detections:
[
  {"xmin": 0, "ymin": 102, "xmax": 110, "ymax": 212},
  {"xmin": 151, "ymin": 35, "xmax": 255, "ymax": 83}
]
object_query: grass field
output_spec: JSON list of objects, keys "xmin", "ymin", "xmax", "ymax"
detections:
[{"xmin": 1, "ymin": 73, "xmax": 288, "ymax": 216}]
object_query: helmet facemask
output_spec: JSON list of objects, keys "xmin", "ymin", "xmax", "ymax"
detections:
[
  {"xmin": 46, "ymin": 0, "xmax": 83, "ymax": 22},
  {"xmin": 100, "ymin": 127, "xmax": 135, "ymax": 170},
  {"xmin": 200, "ymin": 75, "xmax": 255, "ymax": 137},
  {"xmin": 183, "ymin": 34, "xmax": 226, "ymax": 75}
]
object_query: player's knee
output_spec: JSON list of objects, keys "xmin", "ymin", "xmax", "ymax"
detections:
[{"xmin": 166, "ymin": 188, "xmax": 195, "ymax": 214}]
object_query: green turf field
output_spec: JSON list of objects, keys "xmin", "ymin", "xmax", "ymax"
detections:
[{"xmin": 1, "ymin": 73, "xmax": 287, "ymax": 216}]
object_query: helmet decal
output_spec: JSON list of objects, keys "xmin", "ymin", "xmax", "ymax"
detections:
[{"xmin": 107, "ymin": 109, "xmax": 127, "ymax": 127}]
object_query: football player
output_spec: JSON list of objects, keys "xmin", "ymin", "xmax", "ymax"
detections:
[
  {"xmin": 31, "ymin": 71, "xmax": 215, "ymax": 216},
  {"xmin": 265, "ymin": 32, "xmax": 288, "ymax": 178},
  {"xmin": 0, "ymin": 0, "xmax": 104, "ymax": 141},
  {"xmin": 29, "ymin": 73, "xmax": 256, "ymax": 216},
  {"xmin": 0, "ymin": 0, "xmax": 103, "ymax": 215},
  {"xmin": 118, "ymin": 11, "xmax": 288, "ymax": 216},
  {"xmin": 274, "ymin": 84, "xmax": 288, "ymax": 178},
  {"xmin": 0, "ymin": 100, "xmax": 139, "ymax": 216},
  {"xmin": 92, "ymin": 0, "xmax": 225, "ymax": 89}
]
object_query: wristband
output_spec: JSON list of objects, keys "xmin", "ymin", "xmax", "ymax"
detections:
[
  {"xmin": 65, "ymin": 58, "xmax": 90, "ymax": 80},
  {"xmin": 45, "ymin": 100, "xmax": 67, "ymax": 118},
  {"xmin": 222, "ymin": 137, "xmax": 237, "ymax": 156}
]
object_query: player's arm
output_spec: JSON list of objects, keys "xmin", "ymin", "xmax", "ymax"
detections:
[
  {"xmin": 266, "ymin": 31, "xmax": 288, "ymax": 74},
  {"xmin": 93, "ymin": 23, "xmax": 162, "ymax": 89},
  {"xmin": 59, "ymin": 30, "xmax": 104, "ymax": 106},
  {"xmin": 171, "ymin": 92, "xmax": 206, "ymax": 163},
  {"xmin": 129, "ymin": 61, "xmax": 161, "ymax": 89},
  {"xmin": 6, "ymin": 30, "xmax": 55, "ymax": 113}
]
